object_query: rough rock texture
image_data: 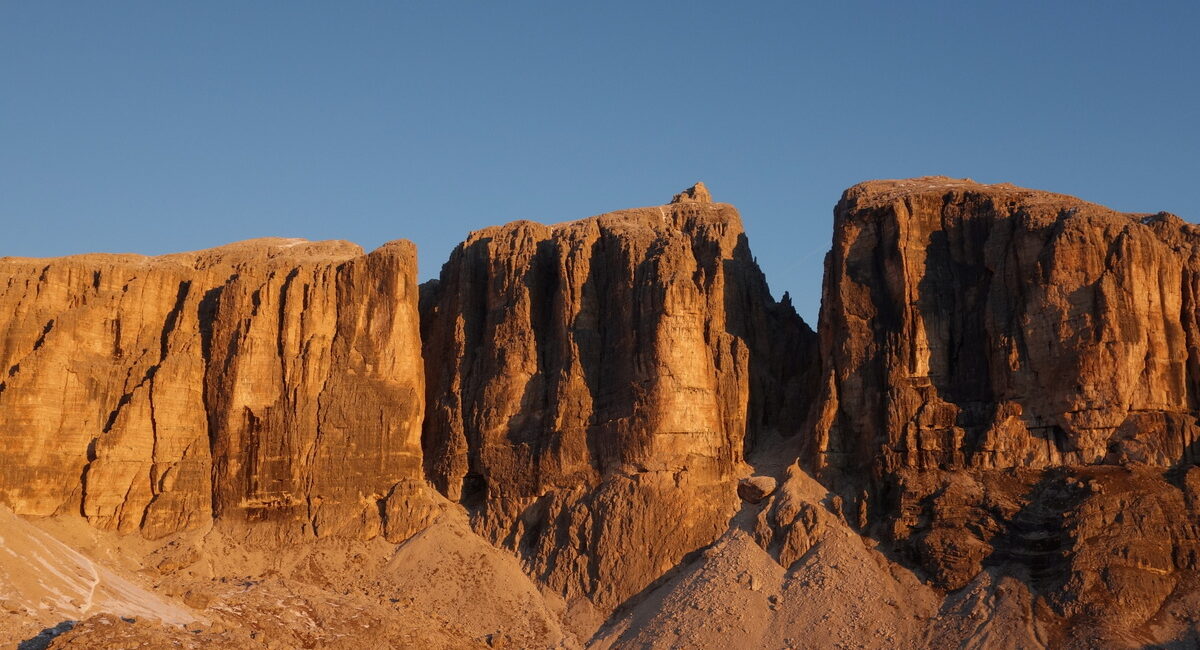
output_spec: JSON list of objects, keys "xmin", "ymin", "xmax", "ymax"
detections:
[
  {"xmin": 0, "ymin": 186, "xmax": 817, "ymax": 640},
  {"xmin": 736, "ymin": 475, "xmax": 776, "ymax": 504},
  {"xmin": 420, "ymin": 184, "xmax": 815, "ymax": 618},
  {"xmin": 594, "ymin": 464, "xmax": 941, "ymax": 650},
  {"xmin": 809, "ymin": 177, "xmax": 1200, "ymax": 641},
  {"xmin": 6, "ymin": 177, "xmax": 1200, "ymax": 647},
  {"xmin": 813, "ymin": 176, "xmax": 1200, "ymax": 473},
  {"xmin": 0, "ymin": 238, "xmax": 431, "ymax": 542}
]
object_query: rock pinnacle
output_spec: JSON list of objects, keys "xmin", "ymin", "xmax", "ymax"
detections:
[{"xmin": 670, "ymin": 182, "xmax": 712, "ymax": 204}]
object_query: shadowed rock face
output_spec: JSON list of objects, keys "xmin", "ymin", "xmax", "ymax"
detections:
[
  {"xmin": 808, "ymin": 176, "xmax": 1200, "ymax": 637},
  {"xmin": 0, "ymin": 238, "xmax": 432, "ymax": 542},
  {"xmin": 420, "ymin": 186, "xmax": 815, "ymax": 612},
  {"xmin": 814, "ymin": 176, "xmax": 1200, "ymax": 474}
]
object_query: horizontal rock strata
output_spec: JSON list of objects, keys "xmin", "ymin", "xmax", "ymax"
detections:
[{"xmin": 0, "ymin": 238, "xmax": 431, "ymax": 541}]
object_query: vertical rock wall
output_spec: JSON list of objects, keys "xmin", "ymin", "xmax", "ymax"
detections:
[
  {"xmin": 0, "ymin": 187, "xmax": 817, "ymax": 619},
  {"xmin": 421, "ymin": 185, "xmax": 815, "ymax": 611},
  {"xmin": 4, "ymin": 176, "xmax": 1199, "ymax": 641},
  {"xmin": 0, "ymin": 238, "xmax": 430, "ymax": 542},
  {"xmin": 809, "ymin": 177, "xmax": 1200, "ymax": 636},
  {"xmin": 814, "ymin": 176, "xmax": 1200, "ymax": 474}
]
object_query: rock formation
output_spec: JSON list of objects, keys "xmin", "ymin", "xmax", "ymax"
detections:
[
  {"xmin": 813, "ymin": 176, "xmax": 1200, "ymax": 474},
  {"xmin": 736, "ymin": 475, "xmax": 776, "ymax": 504},
  {"xmin": 420, "ymin": 184, "xmax": 815, "ymax": 617},
  {"xmin": 0, "ymin": 238, "xmax": 433, "ymax": 542},
  {"xmin": 4, "ymin": 177, "xmax": 1200, "ymax": 647},
  {"xmin": 809, "ymin": 176, "xmax": 1200, "ymax": 640}
]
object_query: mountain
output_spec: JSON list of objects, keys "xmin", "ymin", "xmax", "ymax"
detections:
[
  {"xmin": 1, "ymin": 180, "xmax": 1197, "ymax": 648},
  {"xmin": 420, "ymin": 185, "xmax": 815, "ymax": 624},
  {"xmin": 0, "ymin": 237, "xmax": 437, "ymax": 544},
  {"xmin": 806, "ymin": 177, "xmax": 1200, "ymax": 644}
]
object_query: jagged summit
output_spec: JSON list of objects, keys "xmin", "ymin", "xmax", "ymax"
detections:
[
  {"xmin": 464, "ymin": 183, "xmax": 740, "ymax": 248},
  {"xmin": 670, "ymin": 181, "xmax": 712, "ymax": 204}
]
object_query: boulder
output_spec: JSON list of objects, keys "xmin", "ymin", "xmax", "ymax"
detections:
[{"xmin": 737, "ymin": 476, "xmax": 778, "ymax": 504}]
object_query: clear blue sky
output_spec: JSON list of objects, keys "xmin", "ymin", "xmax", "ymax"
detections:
[{"xmin": 3, "ymin": 2, "xmax": 1197, "ymax": 324}]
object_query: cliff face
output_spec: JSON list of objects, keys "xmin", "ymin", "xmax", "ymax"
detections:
[
  {"xmin": 5, "ymin": 178, "xmax": 1200, "ymax": 645},
  {"xmin": 421, "ymin": 184, "xmax": 814, "ymax": 612},
  {"xmin": 0, "ymin": 185, "xmax": 816, "ymax": 621},
  {"xmin": 0, "ymin": 238, "xmax": 431, "ymax": 542},
  {"xmin": 809, "ymin": 177, "xmax": 1200, "ymax": 637},
  {"xmin": 814, "ymin": 176, "xmax": 1200, "ymax": 474}
]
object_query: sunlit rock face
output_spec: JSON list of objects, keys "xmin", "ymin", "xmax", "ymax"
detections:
[
  {"xmin": 0, "ymin": 238, "xmax": 432, "ymax": 542},
  {"xmin": 0, "ymin": 185, "xmax": 818, "ymax": 620},
  {"xmin": 420, "ymin": 184, "xmax": 816, "ymax": 612},
  {"xmin": 5, "ymin": 177, "xmax": 1199, "ymax": 645},
  {"xmin": 814, "ymin": 176, "xmax": 1200, "ymax": 474},
  {"xmin": 807, "ymin": 176, "xmax": 1200, "ymax": 638}
]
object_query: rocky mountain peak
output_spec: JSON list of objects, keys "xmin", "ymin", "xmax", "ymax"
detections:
[{"xmin": 670, "ymin": 181, "xmax": 712, "ymax": 204}]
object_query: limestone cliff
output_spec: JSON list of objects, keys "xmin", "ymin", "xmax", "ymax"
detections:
[
  {"xmin": 806, "ymin": 177, "xmax": 1200, "ymax": 639},
  {"xmin": 0, "ymin": 186, "xmax": 817, "ymax": 624},
  {"xmin": 5, "ymin": 177, "xmax": 1199, "ymax": 646},
  {"xmin": 813, "ymin": 176, "xmax": 1200, "ymax": 474},
  {"xmin": 0, "ymin": 238, "xmax": 431, "ymax": 542},
  {"xmin": 420, "ymin": 184, "xmax": 815, "ymax": 614}
]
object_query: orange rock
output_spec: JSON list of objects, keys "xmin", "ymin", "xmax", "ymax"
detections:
[
  {"xmin": 813, "ymin": 176, "xmax": 1200, "ymax": 474},
  {"xmin": 6, "ymin": 177, "xmax": 1198, "ymax": 644},
  {"xmin": 737, "ymin": 476, "xmax": 777, "ymax": 504},
  {"xmin": 0, "ymin": 238, "xmax": 430, "ymax": 542},
  {"xmin": 809, "ymin": 177, "xmax": 1200, "ymax": 636},
  {"xmin": 420, "ymin": 186, "xmax": 815, "ymax": 613}
]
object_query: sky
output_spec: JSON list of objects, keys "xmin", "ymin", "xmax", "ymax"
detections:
[{"xmin": 2, "ymin": 2, "xmax": 1197, "ymax": 325}]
